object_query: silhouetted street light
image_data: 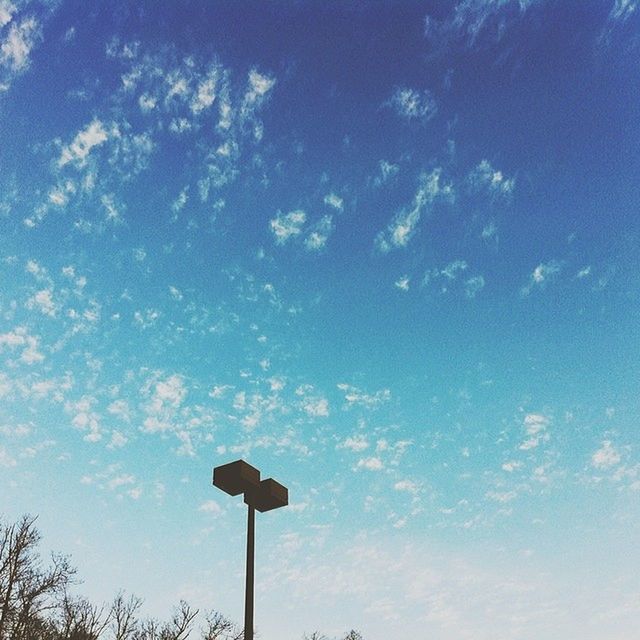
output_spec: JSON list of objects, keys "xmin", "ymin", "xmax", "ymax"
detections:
[{"xmin": 213, "ymin": 459, "xmax": 288, "ymax": 640}]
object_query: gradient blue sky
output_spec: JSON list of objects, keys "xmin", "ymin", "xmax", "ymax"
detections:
[{"xmin": 1, "ymin": 1, "xmax": 640, "ymax": 638}]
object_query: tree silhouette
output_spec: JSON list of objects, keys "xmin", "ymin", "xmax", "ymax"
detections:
[
  {"xmin": 0, "ymin": 514, "xmax": 75, "ymax": 640},
  {"xmin": 1, "ymin": 515, "xmax": 363, "ymax": 640}
]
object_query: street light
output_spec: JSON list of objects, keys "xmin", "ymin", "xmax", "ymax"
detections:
[{"xmin": 213, "ymin": 459, "xmax": 288, "ymax": 640}]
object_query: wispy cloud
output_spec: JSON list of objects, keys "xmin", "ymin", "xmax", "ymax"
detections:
[
  {"xmin": 519, "ymin": 413, "xmax": 549, "ymax": 450},
  {"xmin": 270, "ymin": 210, "xmax": 306, "ymax": 245},
  {"xmin": 0, "ymin": 7, "xmax": 42, "ymax": 91},
  {"xmin": 425, "ymin": 0, "xmax": 541, "ymax": 51},
  {"xmin": 390, "ymin": 87, "xmax": 437, "ymax": 122},
  {"xmin": 375, "ymin": 168, "xmax": 452, "ymax": 252},
  {"xmin": 304, "ymin": 214, "xmax": 334, "ymax": 251},
  {"xmin": 521, "ymin": 260, "xmax": 561, "ymax": 296},
  {"xmin": 591, "ymin": 440, "xmax": 621, "ymax": 469},
  {"xmin": 468, "ymin": 159, "xmax": 515, "ymax": 197},
  {"xmin": 337, "ymin": 383, "xmax": 391, "ymax": 409},
  {"xmin": 373, "ymin": 160, "xmax": 400, "ymax": 187},
  {"xmin": 58, "ymin": 119, "xmax": 110, "ymax": 168}
]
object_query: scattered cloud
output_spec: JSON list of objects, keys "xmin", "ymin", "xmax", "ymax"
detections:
[
  {"xmin": 301, "ymin": 396, "xmax": 329, "ymax": 418},
  {"xmin": 425, "ymin": 0, "xmax": 541, "ymax": 51},
  {"xmin": 304, "ymin": 214, "xmax": 333, "ymax": 251},
  {"xmin": 374, "ymin": 159, "xmax": 400, "ymax": 187},
  {"xmin": 357, "ymin": 456, "xmax": 384, "ymax": 471},
  {"xmin": 324, "ymin": 192, "xmax": 344, "ymax": 212},
  {"xmin": 375, "ymin": 168, "xmax": 452, "ymax": 252},
  {"xmin": 468, "ymin": 159, "xmax": 515, "ymax": 197},
  {"xmin": 337, "ymin": 383, "xmax": 391, "ymax": 409},
  {"xmin": 270, "ymin": 210, "xmax": 306, "ymax": 245},
  {"xmin": 58, "ymin": 119, "xmax": 109, "ymax": 168},
  {"xmin": 338, "ymin": 435, "xmax": 369, "ymax": 452},
  {"xmin": 0, "ymin": 11, "xmax": 41, "ymax": 91},
  {"xmin": 464, "ymin": 275, "xmax": 485, "ymax": 298},
  {"xmin": 592, "ymin": 440, "xmax": 621, "ymax": 469},
  {"xmin": 521, "ymin": 260, "xmax": 561, "ymax": 296},
  {"xmin": 519, "ymin": 413, "xmax": 549, "ymax": 450},
  {"xmin": 198, "ymin": 499, "xmax": 222, "ymax": 514},
  {"xmin": 390, "ymin": 87, "xmax": 437, "ymax": 121},
  {"xmin": 0, "ymin": 326, "xmax": 44, "ymax": 364}
]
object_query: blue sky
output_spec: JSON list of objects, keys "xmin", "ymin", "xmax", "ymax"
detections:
[{"xmin": 1, "ymin": 1, "xmax": 640, "ymax": 638}]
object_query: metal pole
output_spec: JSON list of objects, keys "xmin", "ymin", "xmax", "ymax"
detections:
[{"xmin": 244, "ymin": 504, "xmax": 255, "ymax": 640}]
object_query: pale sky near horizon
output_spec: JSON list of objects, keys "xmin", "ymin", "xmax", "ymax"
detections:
[{"xmin": 1, "ymin": 1, "xmax": 640, "ymax": 639}]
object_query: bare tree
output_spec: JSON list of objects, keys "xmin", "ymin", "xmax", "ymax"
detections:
[
  {"xmin": 201, "ymin": 611, "xmax": 243, "ymax": 640},
  {"xmin": 168, "ymin": 600, "xmax": 198, "ymax": 640},
  {"xmin": 0, "ymin": 515, "xmax": 75, "ymax": 640},
  {"xmin": 302, "ymin": 633, "xmax": 328, "ymax": 640},
  {"xmin": 342, "ymin": 632, "xmax": 363, "ymax": 640},
  {"xmin": 56, "ymin": 595, "xmax": 110, "ymax": 640},
  {"xmin": 132, "ymin": 601, "xmax": 198, "ymax": 640},
  {"xmin": 111, "ymin": 592, "xmax": 143, "ymax": 640}
]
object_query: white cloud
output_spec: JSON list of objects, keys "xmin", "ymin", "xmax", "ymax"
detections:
[
  {"xmin": 101, "ymin": 194, "xmax": 123, "ymax": 223},
  {"xmin": 169, "ymin": 285, "xmax": 183, "ymax": 301},
  {"xmin": 240, "ymin": 68, "xmax": 276, "ymax": 138},
  {"xmin": 0, "ymin": 2, "xmax": 16, "ymax": 29},
  {"xmin": 441, "ymin": 260, "xmax": 467, "ymax": 280},
  {"xmin": 270, "ymin": 210, "xmax": 306, "ymax": 244},
  {"xmin": 374, "ymin": 160, "xmax": 400, "ymax": 187},
  {"xmin": 521, "ymin": 260, "xmax": 561, "ymax": 296},
  {"xmin": 302, "ymin": 397, "xmax": 329, "ymax": 417},
  {"xmin": 592, "ymin": 440, "xmax": 621, "ymax": 469},
  {"xmin": 425, "ymin": 0, "xmax": 539, "ymax": 51},
  {"xmin": 465, "ymin": 275, "xmax": 485, "ymax": 298},
  {"xmin": 357, "ymin": 456, "xmax": 384, "ymax": 471},
  {"xmin": 199, "ymin": 499, "xmax": 222, "ymax": 514},
  {"xmin": 108, "ymin": 473, "xmax": 135, "ymax": 490},
  {"xmin": 395, "ymin": 276, "xmax": 410, "ymax": 291},
  {"xmin": 375, "ymin": 168, "xmax": 451, "ymax": 252},
  {"xmin": 0, "ymin": 326, "xmax": 44, "ymax": 364},
  {"xmin": 519, "ymin": 413, "xmax": 550, "ymax": 450},
  {"xmin": 304, "ymin": 215, "xmax": 333, "ymax": 251},
  {"xmin": 0, "ymin": 446, "xmax": 17, "ymax": 468},
  {"xmin": 390, "ymin": 87, "xmax": 437, "ymax": 121},
  {"xmin": 58, "ymin": 120, "xmax": 109, "ymax": 168},
  {"xmin": 28, "ymin": 288, "xmax": 56, "ymax": 316},
  {"xmin": 481, "ymin": 220, "xmax": 498, "ymax": 241},
  {"xmin": 502, "ymin": 461, "xmax": 522, "ymax": 472},
  {"xmin": 108, "ymin": 399, "xmax": 131, "ymax": 421},
  {"xmin": 244, "ymin": 68, "xmax": 275, "ymax": 104},
  {"xmin": 337, "ymin": 383, "xmax": 391, "ymax": 408},
  {"xmin": 394, "ymin": 479, "xmax": 419, "ymax": 494},
  {"xmin": 191, "ymin": 65, "xmax": 220, "ymax": 114},
  {"xmin": 138, "ymin": 93, "xmax": 157, "ymax": 112},
  {"xmin": 0, "ymin": 15, "xmax": 40, "ymax": 72},
  {"xmin": 468, "ymin": 159, "xmax": 515, "ymax": 196},
  {"xmin": 141, "ymin": 373, "xmax": 187, "ymax": 434},
  {"xmin": 324, "ymin": 192, "xmax": 344, "ymax": 212},
  {"xmin": 485, "ymin": 490, "xmax": 517, "ymax": 503},
  {"xmin": 108, "ymin": 430, "xmax": 128, "ymax": 449},
  {"xmin": 338, "ymin": 435, "xmax": 369, "ymax": 452},
  {"xmin": 154, "ymin": 374, "xmax": 187, "ymax": 408}
]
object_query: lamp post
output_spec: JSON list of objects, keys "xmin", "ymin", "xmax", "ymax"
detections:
[{"xmin": 213, "ymin": 460, "xmax": 288, "ymax": 640}]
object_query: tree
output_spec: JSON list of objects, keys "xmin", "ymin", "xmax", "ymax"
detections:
[
  {"xmin": 111, "ymin": 592, "xmax": 143, "ymax": 640},
  {"xmin": 0, "ymin": 514, "xmax": 75, "ymax": 640},
  {"xmin": 56, "ymin": 595, "xmax": 110, "ymax": 640},
  {"xmin": 201, "ymin": 611, "xmax": 243, "ymax": 640}
]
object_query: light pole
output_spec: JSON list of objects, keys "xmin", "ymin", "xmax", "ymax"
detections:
[{"xmin": 213, "ymin": 459, "xmax": 288, "ymax": 640}]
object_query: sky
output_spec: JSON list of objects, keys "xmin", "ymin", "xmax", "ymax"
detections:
[{"xmin": 1, "ymin": 1, "xmax": 640, "ymax": 638}]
